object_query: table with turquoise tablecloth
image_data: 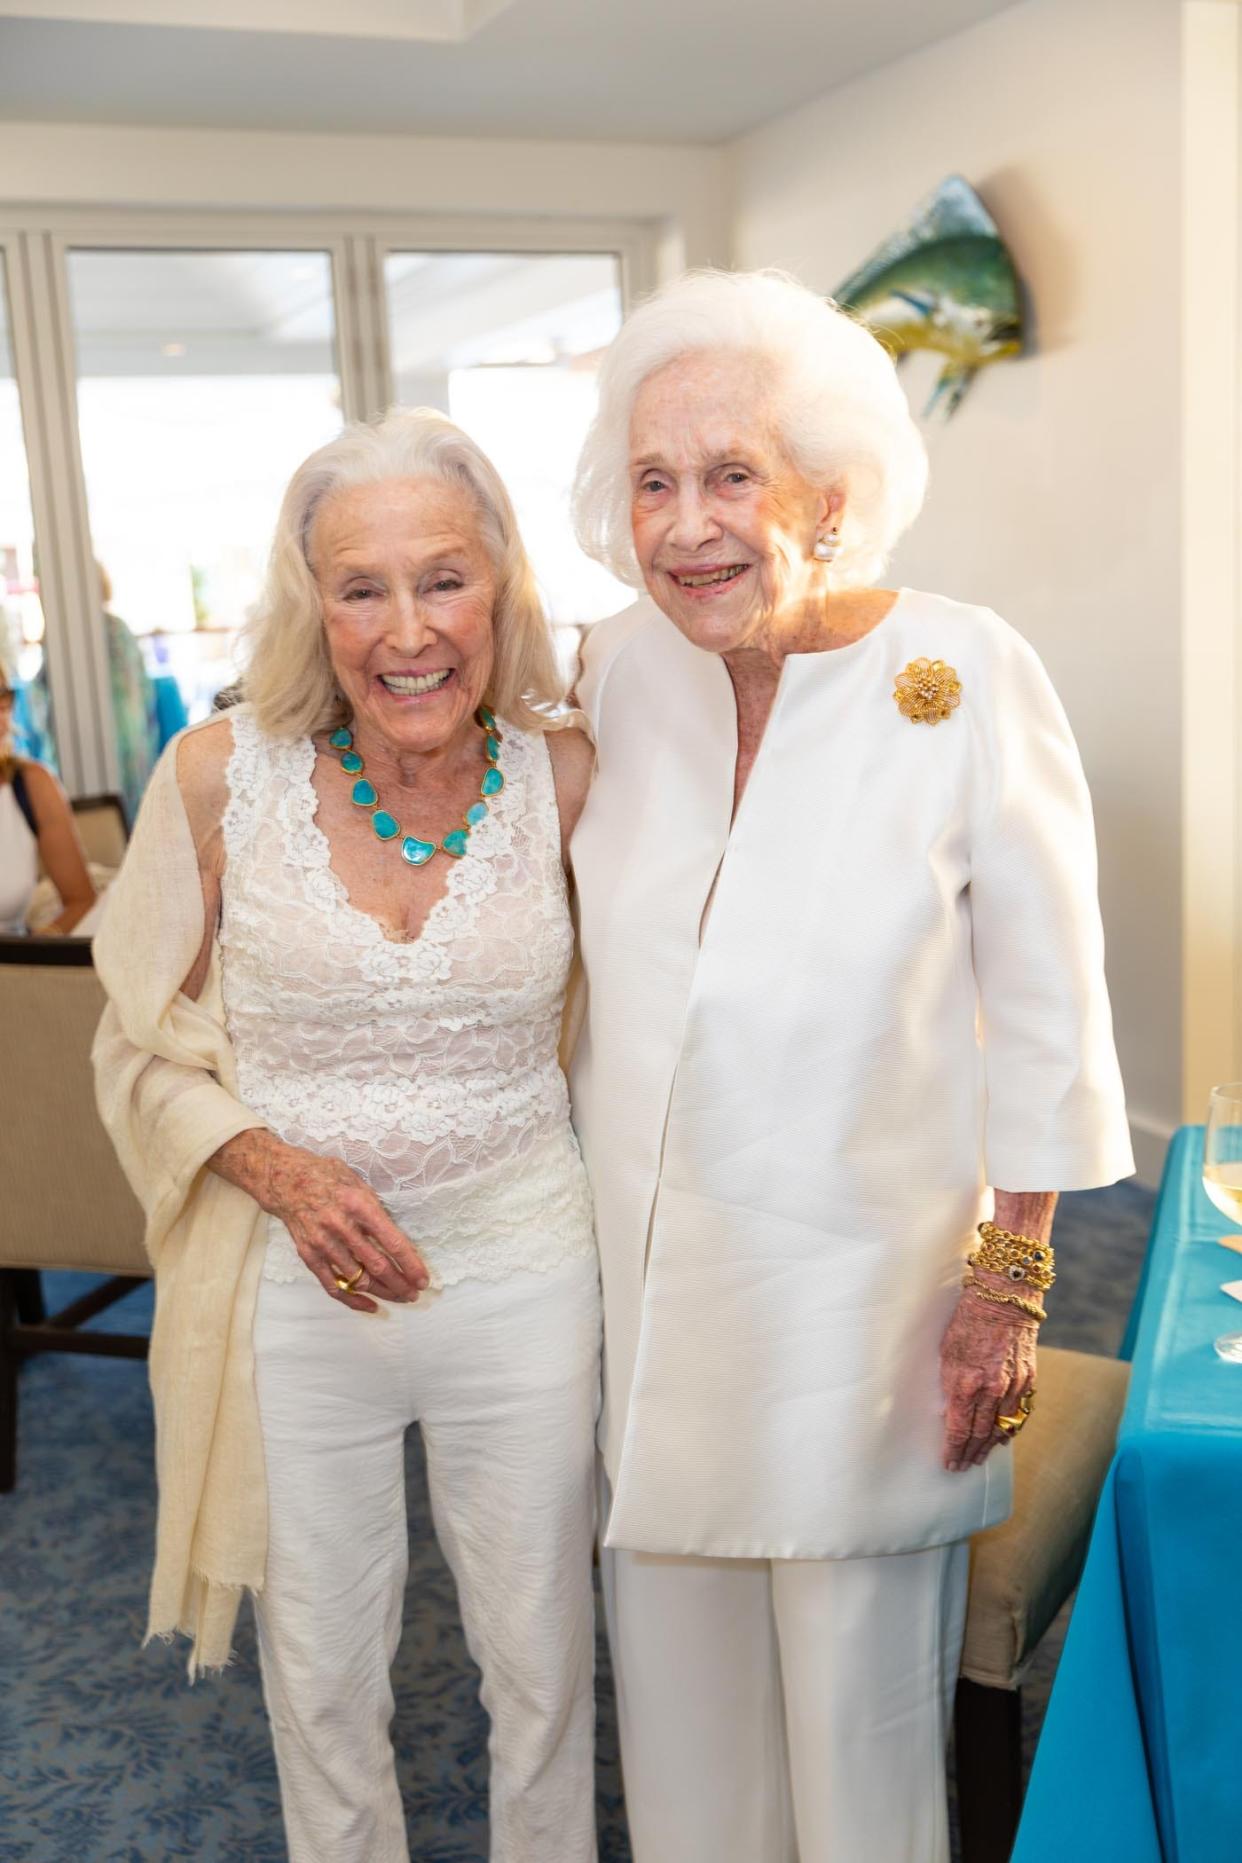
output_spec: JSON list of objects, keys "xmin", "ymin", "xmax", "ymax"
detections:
[{"xmin": 1013, "ymin": 1126, "xmax": 1242, "ymax": 1862}]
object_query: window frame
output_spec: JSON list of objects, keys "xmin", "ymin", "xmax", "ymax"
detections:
[{"xmin": 0, "ymin": 206, "xmax": 651, "ymax": 796}]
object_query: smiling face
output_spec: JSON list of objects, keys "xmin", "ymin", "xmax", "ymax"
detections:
[
  {"xmin": 628, "ymin": 349, "xmax": 839, "ymax": 658},
  {"xmin": 309, "ymin": 474, "xmax": 497, "ymax": 756}
]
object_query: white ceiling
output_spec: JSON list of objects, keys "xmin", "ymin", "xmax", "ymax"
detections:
[{"xmin": 0, "ymin": 1, "xmax": 1021, "ymax": 144}]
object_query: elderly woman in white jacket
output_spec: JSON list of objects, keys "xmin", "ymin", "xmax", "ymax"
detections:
[{"xmin": 567, "ymin": 270, "xmax": 1133, "ymax": 1863}]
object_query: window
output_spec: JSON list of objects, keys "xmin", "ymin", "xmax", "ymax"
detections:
[
  {"xmin": 0, "ymin": 215, "xmax": 649, "ymax": 808},
  {"xmin": 0, "ymin": 256, "xmax": 53, "ymax": 768},
  {"xmin": 385, "ymin": 251, "xmax": 630, "ymax": 666},
  {"xmin": 65, "ymin": 248, "xmax": 343, "ymax": 815}
]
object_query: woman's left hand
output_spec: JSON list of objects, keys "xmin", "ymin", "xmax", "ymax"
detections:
[{"xmin": 939, "ymin": 1291, "xmax": 1038, "ymax": 1471}]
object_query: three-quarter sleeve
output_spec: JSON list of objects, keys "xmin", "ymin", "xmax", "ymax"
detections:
[{"xmin": 970, "ymin": 633, "xmax": 1134, "ymax": 1190}]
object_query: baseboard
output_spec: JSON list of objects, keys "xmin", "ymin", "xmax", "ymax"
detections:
[{"xmin": 1129, "ymin": 1114, "xmax": 1175, "ymax": 1189}]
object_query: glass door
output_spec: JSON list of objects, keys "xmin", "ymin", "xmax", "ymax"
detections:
[
  {"xmin": 383, "ymin": 249, "xmax": 630, "ymax": 676},
  {"xmin": 0, "ymin": 216, "xmax": 650, "ymax": 807},
  {"xmin": 0, "ymin": 254, "xmax": 54, "ymax": 769},
  {"xmin": 62, "ymin": 246, "xmax": 344, "ymax": 818}
]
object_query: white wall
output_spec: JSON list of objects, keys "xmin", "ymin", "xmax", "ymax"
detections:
[
  {"xmin": 729, "ymin": 0, "xmax": 1183, "ymax": 1180},
  {"xmin": 0, "ymin": 121, "xmax": 730, "ymax": 273}
]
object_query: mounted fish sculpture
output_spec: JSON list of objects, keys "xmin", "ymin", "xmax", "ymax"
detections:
[{"xmin": 834, "ymin": 175, "xmax": 1024, "ymax": 419}]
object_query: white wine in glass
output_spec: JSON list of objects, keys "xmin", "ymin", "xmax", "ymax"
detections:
[
  {"xmin": 1205, "ymin": 1085, "xmax": 1242, "ymax": 1224},
  {"xmin": 1205, "ymin": 1165, "xmax": 1242, "ymax": 1224},
  {"xmin": 1205, "ymin": 1085, "xmax": 1242, "ymax": 1362}
]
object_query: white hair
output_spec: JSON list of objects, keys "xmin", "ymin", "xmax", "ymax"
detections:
[
  {"xmin": 573, "ymin": 268, "xmax": 928, "ymax": 589},
  {"xmin": 244, "ymin": 407, "xmax": 563, "ymax": 738}
]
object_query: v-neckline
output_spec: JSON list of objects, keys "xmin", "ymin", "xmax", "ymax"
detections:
[
  {"xmin": 297, "ymin": 734, "xmax": 490, "ymax": 951},
  {"xmin": 693, "ymin": 591, "xmax": 909, "ymax": 947}
]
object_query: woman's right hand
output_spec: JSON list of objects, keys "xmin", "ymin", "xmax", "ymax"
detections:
[
  {"xmin": 211, "ymin": 1129, "xmax": 429, "ymax": 1313},
  {"xmin": 939, "ymin": 1288, "xmax": 1038, "ymax": 1471}
]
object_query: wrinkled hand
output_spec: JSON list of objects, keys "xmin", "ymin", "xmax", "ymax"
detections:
[
  {"xmin": 260, "ymin": 1142, "xmax": 429, "ymax": 1315},
  {"xmin": 939, "ymin": 1289, "xmax": 1038, "ymax": 1471}
]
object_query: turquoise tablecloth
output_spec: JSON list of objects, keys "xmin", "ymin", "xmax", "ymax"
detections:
[{"xmin": 1013, "ymin": 1127, "xmax": 1242, "ymax": 1862}]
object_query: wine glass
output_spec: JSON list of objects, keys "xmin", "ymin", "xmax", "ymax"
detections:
[{"xmin": 1205, "ymin": 1085, "xmax": 1242, "ymax": 1361}]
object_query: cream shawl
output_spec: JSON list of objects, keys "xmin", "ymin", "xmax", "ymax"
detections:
[{"xmin": 92, "ymin": 734, "xmax": 268, "ymax": 1677}]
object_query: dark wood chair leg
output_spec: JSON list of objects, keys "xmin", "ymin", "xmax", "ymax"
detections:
[
  {"xmin": 0, "ymin": 1272, "xmax": 18, "ymax": 1494},
  {"xmin": 0, "ymin": 1270, "xmax": 148, "ymax": 1495},
  {"xmin": 11, "ymin": 1269, "xmax": 45, "ymax": 1326},
  {"xmin": 954, "ymin": 1677, "xmax": 1024, "ymax": 1863}
]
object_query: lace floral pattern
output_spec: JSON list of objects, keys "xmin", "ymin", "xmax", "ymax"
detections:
[{"xmin": 218, "ymin": 708, "xmax": 595, "ymax": 1290}]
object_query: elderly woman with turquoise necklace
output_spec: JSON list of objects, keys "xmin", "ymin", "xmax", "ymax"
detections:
[
  {"xmin": 92, "ymin": 408, "xmax": 599, "ymax": 1863},
  {"xmin": 567, "ymin": 269, "xmax": 1134, "ymax": 1863}
]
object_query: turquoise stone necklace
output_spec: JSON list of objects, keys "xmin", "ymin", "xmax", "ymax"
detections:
[{"xmin": 328, "ymin": 706, "xmax": 504, "ymax": 867}]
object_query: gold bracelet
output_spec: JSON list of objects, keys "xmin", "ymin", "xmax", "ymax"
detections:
[
  {"xmin": 962, "ymin": 1275, "xmax": 1048, "ymax": 1324},
  {"xmin": 971, "ymin": 1221, "xmax": 1057, "ymax": 1292},
  {"xmin": 968, "ymin": 1250, "xmax": 1056, "ymax": 1293}
]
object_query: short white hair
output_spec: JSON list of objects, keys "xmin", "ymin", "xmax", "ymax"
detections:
[
  {"xmin": 244, "ymin": 407, "xmax": 563, "ymax": 738},
  {"xmin": 573, "ymin": 268, "xmax": 928, "ymax": 589}
]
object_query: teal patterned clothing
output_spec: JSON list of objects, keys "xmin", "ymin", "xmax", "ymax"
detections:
[{"xmin": 104, "ymin": 611, "xmax": 159, "ymax": 826}]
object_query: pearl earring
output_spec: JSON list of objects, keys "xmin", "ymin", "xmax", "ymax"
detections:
[{"xmin": 813, "ymin": 527, "xmax": 841, "ymax": 563}]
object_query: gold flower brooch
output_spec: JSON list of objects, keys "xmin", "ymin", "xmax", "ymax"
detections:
[{"xmin": 894, "ymin": 657, "xmax": 962, "ymax": 725}]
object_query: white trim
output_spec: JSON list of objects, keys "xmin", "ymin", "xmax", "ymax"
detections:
[
  {"xmin": 328, "ymin": 238, "xmax": 374, "ymax": 428},
  {"xmin": 0, "ymin": 204, "xmax": 657, "ymax": 278},
  {"xmin": 2, "ymin": 230, "xmax": 117, "ymax": 793},
  {"xmin": 39, "ymin": 233, "xmax": 118, "ymax": 795},
  {"xmin": 0, "ymin": 1, "xmax": 515, "ymax": 38},
  {"xmin": 334, "ymin": 236, "xmax": 386, "ymax": 427},
  {"xmin": 0, "ymin": 211, "xmax": 656, "ymax": 337},
  {"xmin": 1181, "ymin": 0, "xmax": 1242, "ymax": 1116}
]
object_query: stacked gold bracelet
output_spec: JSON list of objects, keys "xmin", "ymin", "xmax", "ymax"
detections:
[
  {"xmin": 969, "ymin": 1221, "xmax": 1057, "ymax": 1293},
  {"xmin": 962, "ymin": 1220, "xmax": 1054, "ymax": 1323}
]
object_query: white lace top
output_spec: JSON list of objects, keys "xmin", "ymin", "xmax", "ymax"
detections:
[{"xmin": 217, "ymin": 707, "xmax": 595, "ymax": 1290}]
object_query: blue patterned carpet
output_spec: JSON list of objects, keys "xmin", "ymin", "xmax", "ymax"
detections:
[{"xmin": 0, "ymin": 1181, "xmax": 1153, "ymax": 1860}]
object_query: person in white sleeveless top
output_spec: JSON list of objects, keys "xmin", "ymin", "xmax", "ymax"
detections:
[
  {"xmin": 567, "ymin": 272, "xmax": 1133, "ymax": 1862},
  {"xmin": 94, "ymin": 411, "xmax": 599, "ymax": 1862}
]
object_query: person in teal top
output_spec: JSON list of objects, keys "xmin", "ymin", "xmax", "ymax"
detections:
[
  {"xmin": 98, "ymin": 563, "xmax": 160, "ymax": 826},
  {"xmin": 21, "ymin": 563, "xmax": 160, "ymax": 825}
]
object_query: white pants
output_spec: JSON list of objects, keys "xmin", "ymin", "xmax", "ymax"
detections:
[
  {"xmin": 251, "ymin": 1254, "xmax": 601, "ymax": 1863},
  {"xmin": 600, "ymin": 1515, "xmax": 968, "ymax": 1863}
]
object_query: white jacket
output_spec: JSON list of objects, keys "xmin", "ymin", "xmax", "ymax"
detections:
[{"xmin": 570, "ymin": 589, "xmax": 1133, "ymax": 1560}]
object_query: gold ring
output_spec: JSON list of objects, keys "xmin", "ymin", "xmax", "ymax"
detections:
[
  {"xmin": 333, "ymin": 1263, "xmax": 365, "ymax": 1292},
  {"xmin": 995, "ymin": 1410, "xmax": 1028, "ymax": 1436}
]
